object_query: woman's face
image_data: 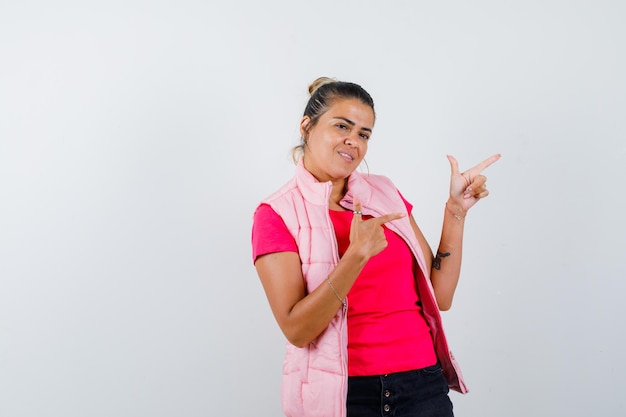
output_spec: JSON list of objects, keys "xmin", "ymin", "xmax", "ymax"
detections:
[{"xmin": 301, "ymin": 98, "xmax": 374, "ymax": 184}]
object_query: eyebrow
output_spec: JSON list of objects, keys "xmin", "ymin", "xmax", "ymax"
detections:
[{"xmin": 334, "ymin": 117, "xmax": 373, "ymax": 133}]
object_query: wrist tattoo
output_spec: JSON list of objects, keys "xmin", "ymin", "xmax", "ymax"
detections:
[{"xmin": 433, "ymin": 251, "xmax": 451, "ymax": 270}]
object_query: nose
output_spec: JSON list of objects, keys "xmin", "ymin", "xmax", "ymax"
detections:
[{"xmin": 344, "ymin": 132, "xmax": 359, "ymax": 146}]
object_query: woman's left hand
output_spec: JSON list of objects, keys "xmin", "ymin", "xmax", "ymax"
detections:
[{"xmin": 447, "ymin": 154, "xmax": 501, "ymax": 212}]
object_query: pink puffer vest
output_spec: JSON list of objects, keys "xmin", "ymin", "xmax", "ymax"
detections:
[{"xmin": 259, "ymin": 161, "xmax": 467, "ymax": 417}]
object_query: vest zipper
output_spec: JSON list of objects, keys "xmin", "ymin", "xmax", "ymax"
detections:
[{"xmin": 325, "ymin": 183, "xmax": 349, "ymax": 417}]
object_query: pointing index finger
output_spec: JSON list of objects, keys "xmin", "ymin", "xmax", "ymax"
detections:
[
  {"xmin": 473, "ymin": 153, "xmax": 501, "ymax": 173},
  {"xmin": 372, "ymin": 212, "xmax": 406, "ymax": 225}
]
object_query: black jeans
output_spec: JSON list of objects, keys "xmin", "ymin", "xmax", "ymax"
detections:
[{"xmin": 347, "ymin": 364, "xmax": 454, "ymax": 417}]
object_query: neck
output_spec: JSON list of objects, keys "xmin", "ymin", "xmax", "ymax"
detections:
[
  {"xmin": 329, "ymin": 178, "xmax": 348, "ymax": 210},
  {"xmin": 301, "ymin": 157, "xmax": 350, "ymax": 209}
]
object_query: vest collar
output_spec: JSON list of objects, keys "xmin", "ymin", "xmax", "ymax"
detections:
[{"xmin": 294, "ymin": 158, "xmax": 373, "ymax": 209}]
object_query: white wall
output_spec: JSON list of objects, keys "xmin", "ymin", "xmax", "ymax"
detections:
[{"xmin": 1, "ymin": 1, "xmax": 624, "ymax": 416}]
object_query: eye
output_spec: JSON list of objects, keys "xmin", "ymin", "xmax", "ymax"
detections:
[
  {"xmin": 336, "ymin": 123, "xmax": 348, "ymax": 130},
  {"xmin": 360, "ymin": 133, "xmax": 370, "ymax": 140}
]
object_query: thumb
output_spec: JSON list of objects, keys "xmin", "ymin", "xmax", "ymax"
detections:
[
  {"xmin": 349, "ymin": 200, "xmax": 363, "ymax": 241},
  {"xmin": 447, "ymin": 154, "xmax": 460, "ymax": 176},
  {"xmin": 352, "ymin": 197, "xmax": 363, "ymax": 218},
  {"xmin": 351, "ymin": 199, "xmax": 363, "ymax": 222}
]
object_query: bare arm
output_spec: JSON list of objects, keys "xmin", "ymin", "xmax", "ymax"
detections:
[
  {"xmin": 411, "ymin": 154, "xmax": 501, "ymax": 311},
  {"xmin": 410, "ymin": 207, "xmax": 464, "ymax": 311},
  {"xmin": 255, "ymin": 204, "xmax": 405, "ymax": 347}
]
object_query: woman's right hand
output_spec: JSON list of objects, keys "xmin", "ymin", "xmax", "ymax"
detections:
[
  {"xmin": 255, "ymin": 201, "xmax": 404, "ymax": 347},
  {"xmin": 348, "ymin": 200, "xmax": 405, "ymax": 260}
]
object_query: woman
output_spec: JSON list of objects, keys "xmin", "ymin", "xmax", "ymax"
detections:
[{"xmin": 251, "ymin": 77, "xmax": 500, "ymax": 417}]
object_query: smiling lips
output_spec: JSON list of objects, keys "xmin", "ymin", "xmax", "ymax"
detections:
[{"xmin": 338, "ymin": 150, "xmax": 356, "ymax": 161}]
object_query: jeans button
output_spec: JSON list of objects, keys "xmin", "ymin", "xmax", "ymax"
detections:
[
  {"xmin": 384, "ymin": 390, "xmax": 391, "ymax": 398},
  {"xmin": 384, "ymin": 404, "xmax": 390, "ymax": 412}
]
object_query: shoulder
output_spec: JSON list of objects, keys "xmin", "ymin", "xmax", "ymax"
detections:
[
  {"xmin": 352, "ymin": 171, "xmax": 412, "ymax": 213},
  {"xmin": 251, "ymin": 204, "xmax": 298, "ymax": 262},
  {"xmin": 358, "ymin": 171, "xmax": 398, "ymax": 190},
  {"xmin": 259, "ymin": 177, "xmax": 298, "ymax": 206},
  {"xmin": 354, "ymin": 171, "xmax": 402, "ymax": 200},
  {"xmin": 253, "ymin": 176, "xmax": 307, "ymax": 232}
]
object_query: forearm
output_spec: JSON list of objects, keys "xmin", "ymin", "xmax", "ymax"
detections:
[
  {"xmin": 430, "ymin": 200, "xmax": 466, "ymax": 310},
  {"xmin": 282, "ymin": 248, "xmax": 368, "ymax": 347},
  {"xmin": 258, "ymin": 207, "xmax": 404, "ymax": 348}
]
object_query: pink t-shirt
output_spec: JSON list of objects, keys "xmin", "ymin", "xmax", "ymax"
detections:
[{"xmin": 252, "ymin": 197, "xmax": 437, "ymax": 376}]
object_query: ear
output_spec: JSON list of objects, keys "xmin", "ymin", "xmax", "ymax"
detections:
[{"xmin": 299, "ymin": 116, "xmax": 311, "ymax": 139}]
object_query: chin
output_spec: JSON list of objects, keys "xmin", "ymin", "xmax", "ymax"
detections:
[{"xmin": 335, "ymin": 167, "xmax": 357, "ymax": 179}]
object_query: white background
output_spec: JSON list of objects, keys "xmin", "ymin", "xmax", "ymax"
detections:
[{"xmin": 1, "ymin": 1, "xmax": 625, "ymax": 416}]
